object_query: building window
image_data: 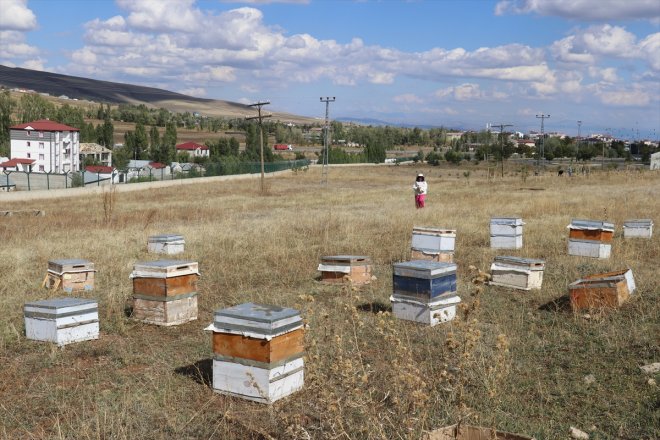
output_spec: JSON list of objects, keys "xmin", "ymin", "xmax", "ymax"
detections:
[
  {"xmin": 39, "ymin": 154, "xmax": 44, "ymax": 160},
  {"xmin": 38, "ymin": 132, "xmax": 44, "ymax": 138},
  {"xmin": 27, "ymin": 153, "xmax": 31, "ymax": 158},
  {"xmin": 39, "ymin": 142, "xmax": 44, "ymax": 149},
  {"xmin": 26, "ymin": 141, "xmax": 31, "ymax": 147},
  {"xmin": 39, "ymin": 165, "xmax": 44, "ymax": 171},
  {"xmin": 27, "ymin": 131, "xmax": 32, "ymax": 137}
]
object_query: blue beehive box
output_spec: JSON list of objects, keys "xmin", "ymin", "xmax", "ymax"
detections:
[{"xmin": 392, "ymin": 260, "xmax": 457, "ymax": 301}]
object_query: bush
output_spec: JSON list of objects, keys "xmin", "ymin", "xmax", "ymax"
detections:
[{"xmin": 425, "ymin": 151, "xmax": 442, "ymax": 166}]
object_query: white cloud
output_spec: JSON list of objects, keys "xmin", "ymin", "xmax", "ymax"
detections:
[
  {"xmin": 0, "ymin": 30, "xmax": 39, "ymax": 59},
  {"xmin": 434, "ymin": 83, "xmax": 510, "ymax": 101},
  {"xmin": 22, "ymin": 59, "xmax": 45, "ymax": 71},
  {"xmin": 495, "ymin": 0, "xmax": 660, "ymax": 21},
  {"xmin": 117, "ymin": 0, "xmax": 202, "ymax": 32},
  {"xmin": 0, "ymin": 0, "xmax": 37, "ymax": 31},
  {"xmin": 588, "ymin": 66, "xmax": 618, "ymax": 82},
  {"xmin": 639, "ymin": 32, "xmax": 660, "ymax": 71},
  {"xmin": 596, "ymin": 87, "xmax": 651, "ymax": 106},
  {"xmin": 394, "ymin": 94, "xmax": 424, "ymax": 104},
  {"xmin": 220, "ymin": 0, "xmax": 309, "ymax": 3}
]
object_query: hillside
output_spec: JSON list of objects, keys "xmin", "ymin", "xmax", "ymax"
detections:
[{"xmin": 0, "ymin": 65, "xmax": 317, "ymax": 124}]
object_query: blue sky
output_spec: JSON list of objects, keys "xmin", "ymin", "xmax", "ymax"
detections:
[{"xmin": 1, "ymin": 0, "xmax": 659, "ymax": 139}]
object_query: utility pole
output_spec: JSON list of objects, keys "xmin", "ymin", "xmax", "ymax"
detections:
[
  {"xmin": 246, "ymin": 101, "xmax": 271, "ymax": 193},
  {"xmin": 320, "ymin": 97, "xmax": 335, "ymax": 185},
  {"xmin": 576, "ymin": 120, "xmax": 582, "ymax": 161},
  {"xmin": 491, "ymin": 123, "xmax": 513, "ymax": 177},
  {"xmin": 536, "ymin": 114, "xmax": 550, "ymax": 169}
]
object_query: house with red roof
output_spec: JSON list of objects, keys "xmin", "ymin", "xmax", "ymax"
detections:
[
  {"xmin": 176, "ymin": 142, "xmax": 209, "ymax": 158},
  {"xmin": 9, "ymin": 119, "xmax": 80, "ymax": 173}
]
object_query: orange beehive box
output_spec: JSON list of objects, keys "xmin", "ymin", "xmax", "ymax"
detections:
[
  {"xmin": 132, "ymin": 274, "xmax": 198, "ymax": 297},
  {"xmin": 569, "ymin": 276, "xmax": 630, "ymax": 311},
  {"xmin": 213, "ymin": 328, "xmax": 304, "ymax": 364},
  {"xmin": 567, "ymin": 219, "xmax": 615, "ymax": 242},
  {"xmin": 318, "ymin": 255, "xmax": 372, "ymax": 285}
]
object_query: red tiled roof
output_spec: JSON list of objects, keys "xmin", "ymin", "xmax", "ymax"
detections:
[
  {"xmin": 0, "ymin": 158, "xmax": 36, "ymax": 167},
  {"xmin": 10, "ymin": 119, "xmax": 80, "ymax": 132},
  {"xmin": 85, "ymin": 165, "xmax": 114, "ymax": 173},
  {"xmin": 176, "ymin": 142, "xmax": 208, "ymax": 150},
  {"xmin": 149, "ymin": 161, "xmax": 167, "ymax": 169}
]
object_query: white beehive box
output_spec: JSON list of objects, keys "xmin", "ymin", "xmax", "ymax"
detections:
[
  {"xmin": 24, "ymin": 297, "xmax": 99, "ymax": 346},
  {"xmin": 489, "ymin": 256, "xmax": 545, "ymax": 290},
  {"xmin": 208, "ymin": 303, "xmax": 305, "ymax": 404},
  {"xmin": 147, "ymin": 234, "xmax": 185, "ymax": 255},
  {"xmin": 390, "ymin": 295, "xmax": 461, "ymax": 326},
  {"xmin": 490, "ymin": 218, "xmax": 524, "ymax": 249},
  {"xmin": 623, "ymin": 219, "xmax": 653, "ymax": 238},
  {"xmin": 411, "ymin": 226, "xmax": 456, "ymax": 252},
  {"xmin": 568, "ymin": 238, "xmax": 611, "ymax": 259}
]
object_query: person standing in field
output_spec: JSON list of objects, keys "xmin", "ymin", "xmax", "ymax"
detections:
[{"xmin": 413, "ymin": 173, "xmax": 427, "ymax": 209}]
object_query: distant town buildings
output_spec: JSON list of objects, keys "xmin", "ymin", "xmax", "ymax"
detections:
[
  {"xmin": 175, "ymin": 142, "xmax": 210, "ymax": 158},
  {"xmin": 3, "ymin": 119, "xmax": 80, "ymax": 173}
]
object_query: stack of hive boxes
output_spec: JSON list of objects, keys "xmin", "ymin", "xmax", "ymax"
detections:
[
  {"xmin": 44, "ymin": 259, "xmax": 95, "ymax": 292},
  {"xmin": 567, "ymin": 219, "xmax": 614, "ymax": 258},
  {"xmin": 318, "ymin": 255, "xmax": 372, "ymax": 285},
  {"xmin": 490, "ymin": 218, "xmax": 524, "ymax": 249},
  {"xmin": 24, "ymin": 297, "xmax": 99, "ymax": 346},
  {"xmin": 208, "ymin": 303, "xmax": 305, "ymax": 403},
  {"xmin": 489, "ymin": 256, "xmax": 545, "ymax": 290},
  {"xmin": 390, "ymin": 261, "xmax": 461, "ymax": 326},
  {"xmin": 147, "ymin": 234, "xmax": 185, "ymax": 255},
  {"xmin": 411, "ymin": 226, "xmax": 456, "ymax": 262},
  {"xmin": 569, "ymin": 268, "xmax": 636, "ymax": 311},
  {"xmin": 131, "ymin": 260, "xmax": 199, "ymax": 326},
  {"xmin": 623, "ymin": 219, "xmax": 653, "ymax": 238}
]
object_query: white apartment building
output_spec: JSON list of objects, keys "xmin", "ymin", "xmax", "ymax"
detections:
[{"xmin": 9, "ymin": 119, "xmax": 80, "ymax": 173}]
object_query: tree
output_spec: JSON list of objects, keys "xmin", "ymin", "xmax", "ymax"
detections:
[
  {"xmin": 149, "ymin": 126, "xmax": 160, "ymax": 152},
  {"xmin": 0, "ymin": 90, "xmax": 15, "ymax": 156},
  {"xmin": 157, "ymin": 122, "xmax": 177, "ymax": 164},
  {"xmin": 18, "ymin": 93, "xmax": 55, "ymax": 122},
  {"xmin": 97, "ymin": 117, "xmax": 113, "ymax": 147},
  {"xmin": 242, "ymin": 123, "xmax": 273, "ymax": 162}
]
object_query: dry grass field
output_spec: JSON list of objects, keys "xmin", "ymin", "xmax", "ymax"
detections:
[{"xmin": 0, "ymin": 165, "xmax": 658, "ymax": 439}]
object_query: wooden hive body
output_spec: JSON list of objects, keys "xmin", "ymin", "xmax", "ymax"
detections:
[
  {"xmin": 24, "ymin": 297, "xmax": 99, "ymax": 346},
  {"xmin": 426, "ymin": 424, "xmax": 532, "ymax": 440},
  {"xmin": 569, "ymin": 277, "xmax": 630, "ymax": 311},
  {"xmin": 490, "ymin": 218, "xmax": 524, "ymax": 249},
  {"xmin": 411, "ymin": 249, "xmax": 454, "ymax": 263},
  {"xmin": 209, "ymin": 303, "xmax": 305, "ymax": 404},
  {"xmin": 583, "ymin": 268, "xmax": 636, "ymax": 295},
  {"xmin": 567, "ymin": 219, "xmax": 615, "ymax": 242},
  {"xmin": 489, "ymin": 256, "xmax": 545, "ymax": 290},
  {"xmin": 318, "ymin": 255, "xmax": 372, "ymax": 285},
  {"xmin": 147, "ymin": 234, "xmax": 185, "ymax": 255},
  {"xmin": 131, "ymin": 260, "xmax": 199, "ymax": 326},
  {"xmin": 392, "ymin": 261, "xmax": 457, "ymax": 302},
  {"xmin": 568, "ymin": 238, "xmax": 611, "ymax": 259},
  {"xmin": 390, "ymin": 295, "xmax": 461, "ymax": 326},
  {"xmin": 623, "ymin": 219, "xmax": 653, "ymax": 238},
  {"xmin": 411, "ymin": 226, "xmax": 456, "ymax": 252},
  {"xmin": 46, "ymin": 259, "xmax": 95, "ymax": 292}
]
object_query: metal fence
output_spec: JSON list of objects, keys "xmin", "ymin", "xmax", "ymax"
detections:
[{"xmin": 1, "ymin": 159, "xmax": 311, "ymax": 191}]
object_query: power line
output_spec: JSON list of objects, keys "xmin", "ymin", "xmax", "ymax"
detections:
[
  {"xmin": 536, "ymin": 114, "xmax": 550, "ymax": 169},
  {"xmin": 320, "ymin": 97, "xmax": 335, "ymax": 185},
  {"xmin": 246, "ymin": 101, "xmax": 271, "ymax": 194}
]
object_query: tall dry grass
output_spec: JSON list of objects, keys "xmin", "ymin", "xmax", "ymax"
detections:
[{"xmin": 0, "ymin": 164, "xmax": 658, "ymax": 439}]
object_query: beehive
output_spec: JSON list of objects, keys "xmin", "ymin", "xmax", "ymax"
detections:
[
  {"xmin": 583, "ymin": 268, "xmax": 636, "ymax": 295},
  {"xmin": 45, "ymin": 259, "xmax": 95, "ymax": 292},
  {"xmin": 390, "ymin": 295, "xmax": 461, "ymax": 326},
  {"xmin": 131, "ymin": 260, "xmax": 199, "ymax": 326},
  {"xmin": 318, "ymin": 255, "xmax": 372, "ymax": 285},
  {"xmin": 623, "ymin": 219, "xmax": 653, "ymax": 238},
  {"xmin": 392, "ymin": 260, "xmax": 457, "ymax": 302},
  {"xmin": 489, "ymin": 256, "xmax": 545, "ymax": 290},
  {"xmin": 490, "ymin": 218, "xmax": 524, "ymax": 249},
  {"xmin": 426, "ymin": 424, "xmax": 533, "ymax": 440},
  {"xmin": 567, "ymin": 219, "xmax": 614, "ymax": 259},
  {"xmin": 147, "ymin": 234, "xmax": 185, "ymax": 255},
  {"xmin": 411, "ymin": 226, "xmax": 456, "ymax": 262},
  {"xmin": 24, "ymin": 297, "xmax": 99, "ymax": 346},
  {"xmin": 568, "ymin": 274, "xmax": 631, "ymax": 311},
  {"xmin": 208, "ymin": 303, "xmax": 304, "ymax": 404}
]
